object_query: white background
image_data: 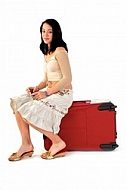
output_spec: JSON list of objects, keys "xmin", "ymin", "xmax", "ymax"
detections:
[{"xmin": 0, "ymin": 0, "xmax": 127, "ymax": 189}]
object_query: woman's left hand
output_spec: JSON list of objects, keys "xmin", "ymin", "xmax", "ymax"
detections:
[{"xmin": 32, "ymin": 91, "xmax": 46, "ymax": 100}]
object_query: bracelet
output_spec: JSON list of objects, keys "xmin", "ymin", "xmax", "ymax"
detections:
[{"xmin": 44, "ymin": 91, "xmax": 49, "ymax": 97}]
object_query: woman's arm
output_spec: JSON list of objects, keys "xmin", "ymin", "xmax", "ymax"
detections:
[
  {"xmin": 46, "ymin": 50, "xmax": 72, "ymax": 95},
  {"xmin": 36, "ymin": 80, "xmax": 47, "ymax": 90}
]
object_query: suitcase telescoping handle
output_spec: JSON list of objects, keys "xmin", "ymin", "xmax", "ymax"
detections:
[
  {"xmin": 74, "ymin": 99, "xmax": 110, "ymax": 104},
  {"xmin": 73, "ymin": 101, "xmax": 117, "ymax": 111},
  {"xmin": 73, "ymin": 99, "xmax": 110, "ymax": 104},
  {"xmin": 73, "ymin": 100, "xmax": 91, "ymax": 104}
]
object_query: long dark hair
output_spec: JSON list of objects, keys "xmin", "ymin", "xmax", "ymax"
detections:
[{"xmin": 40, "ymin": 19, "xmax": 68, "ymax": 55}]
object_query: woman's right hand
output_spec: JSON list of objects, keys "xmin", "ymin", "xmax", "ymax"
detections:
[{"xmin": 26, "ymin": 86, "xmax": 39, "ymax": 95}]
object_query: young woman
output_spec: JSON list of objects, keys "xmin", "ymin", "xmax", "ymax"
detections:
[{"xmin": 8, "ymin": 19, "xmax": 73, "ymax": 161}]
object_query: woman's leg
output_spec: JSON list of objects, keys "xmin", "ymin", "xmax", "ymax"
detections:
[
  {"xmin": 22, "ymin": 118, "xmax": 66, "ymax": 156},
  {"xmin": 14, "ymin": 110, "xmax": 34, "ymax": 156},
  {"xmin": 14, "ymin": 110, "xmax": 66, "ymax": 156}
]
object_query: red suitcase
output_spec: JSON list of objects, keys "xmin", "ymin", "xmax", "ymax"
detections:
[{"xmin": 43, "ymin": 100, "xmax": 118, "ymax": 151}]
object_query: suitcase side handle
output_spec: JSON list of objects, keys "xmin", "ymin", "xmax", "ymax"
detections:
[
  {"xmin": 100, "ymin": 142, "xmax": 119, "ymax": 151},
  {"xmin": 98, "ymin": 102, "xmax": 117, "ymax": 111}
]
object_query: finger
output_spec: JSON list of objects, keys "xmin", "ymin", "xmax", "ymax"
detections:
[
  {"xmin": 26, "ymin": 88, "xmax": 30, "ymax": 94},
  {"xmin": 32, "ymin": 92, "xmax": 38, "ymax": 96},
  {"xmin": 33, "ymin": 88, "xmax": 36, "ymax": 93},
  {"xmin": 36, "ymin": 96, "xmax": 39, "ymax": 100}
]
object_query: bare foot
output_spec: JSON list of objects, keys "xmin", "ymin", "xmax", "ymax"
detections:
[
  {"xmin": 49, "ymin": 140, "xmax": 66, "ymax": 156},
  {"xmin": 17, "ymin": 144, "xmax": 34, "ymax": 156}
]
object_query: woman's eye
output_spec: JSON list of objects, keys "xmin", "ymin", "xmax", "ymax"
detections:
[
  {"xmin": 42, "ymin": 30, "xmax": 52, "ymax": 34},
  {"xmin": 48, "ymin": 31, "xmax": 52, "ymax": 34}
]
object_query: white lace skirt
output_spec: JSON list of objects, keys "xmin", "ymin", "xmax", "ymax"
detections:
[{"xmin": 10, "ymin": 89, "xmax": 73, "ymax": 134}]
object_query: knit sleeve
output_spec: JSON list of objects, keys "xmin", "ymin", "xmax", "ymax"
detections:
[{"xmin": 55, "ymin": 50, "xmax": 72, "ymax": 90}]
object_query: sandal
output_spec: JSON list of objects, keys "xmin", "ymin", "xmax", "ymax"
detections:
[
  {"xmin": 8, "ymin": 150, "xmax": 34, "ymax": 161},
  {"xmin": 41, "ymin": 151, "xmax": 67, "ymax": 159}
]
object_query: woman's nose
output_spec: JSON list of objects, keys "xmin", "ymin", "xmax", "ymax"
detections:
[{"xmin": 45, "ymin": 32, "xmax": 49, "ymax": 37}]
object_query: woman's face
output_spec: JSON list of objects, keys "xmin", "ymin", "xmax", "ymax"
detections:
[{"xmin": 42, "ymin": 23, "xmax": 53, "ymax": 46}]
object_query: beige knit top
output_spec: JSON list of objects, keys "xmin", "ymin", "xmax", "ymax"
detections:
[{"xmin": 43, "ymin": 50, "xmax": 72, "ymax": 90}]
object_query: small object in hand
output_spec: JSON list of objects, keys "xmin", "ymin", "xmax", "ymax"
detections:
[{"xmin": 30, "ymin": 89, "xmax": 34, "ymax": 94}]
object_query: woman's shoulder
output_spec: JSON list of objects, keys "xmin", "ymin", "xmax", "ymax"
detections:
[
  {"xmin": 54, "ymin": 47, "xmax": 67, "ymax": 57},
  {"xmin": 55, "ymin": 47, "xmax": 67, "ymax": 53},
  {"xmin": 44, "ymin": 47, "xmax": 66, "ymax": 62},
  {"xmin": 56, "ymin": 47, "xmax": 65, "ymax": 51}
]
